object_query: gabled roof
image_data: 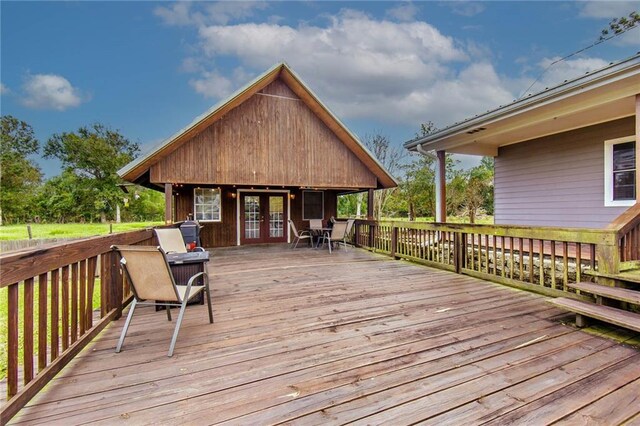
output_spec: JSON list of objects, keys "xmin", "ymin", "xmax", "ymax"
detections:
[
  {"xmin": 404, "ymin": 53, "xmax": 640, "ymax": 156},
  {"xmin": 119, "ymin": 63, "xmax": 398, "ymax": 189}
]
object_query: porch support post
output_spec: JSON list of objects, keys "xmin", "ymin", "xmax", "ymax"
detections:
[
  {"xmin": 636, "ymin": 94, "xmax": 640, "ymax": 203},
  {"xmin": 367, "ymin": 188, "xmax": 375, "ymax": 249},
  {"xmin": 164, "ymin": 183, "xmax": 173, "ymax": 224},
  {"xmin": 435, "ymin": 150, "xmax": 446, "ymax": 223}
]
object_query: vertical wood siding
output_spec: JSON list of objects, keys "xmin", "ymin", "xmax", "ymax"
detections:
[
  {"xmin": 174, "ymin": 186, "xmax": 338, "ymax": 247},
  {"xmin": 150, "ymin": 79, "xmax": 377, "ymax": 188},
  {"xmin": 495, "ymin": 117, "xmax": 635, "ymax": 228}
]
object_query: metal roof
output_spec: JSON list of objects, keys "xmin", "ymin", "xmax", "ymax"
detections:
[{"xmin": 404, "ymin": 52, "xmax": 640, "ymax": 150}]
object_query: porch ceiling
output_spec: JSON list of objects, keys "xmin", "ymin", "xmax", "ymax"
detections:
[{"xmin": 11, "ymin": 245, "xmax": 640, "ymax": 424}]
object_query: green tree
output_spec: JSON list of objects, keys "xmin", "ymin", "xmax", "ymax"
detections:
[
  {"xmin": 44, "ymin": 124, "xmax": 139, "ymax": 222},
  {"xmin": 399, "ymin": 154, "xmax": 436, "ymax": 220},
  {"xmin": 600, "ymin": 11, "xmax": 640, "ymax": 40},
  {"xmin": 0, "ymin": 115, "xmax": 42, "ymax": 224},
  {"xmin": 36, "ymin": 171, "xmax": 93, "ymax": 223},
  {"xmin": 121, "ymin": 187, "xmax": 165, "ymax": 221}
]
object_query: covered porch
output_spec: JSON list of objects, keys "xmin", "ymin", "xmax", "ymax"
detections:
[{"xmin": 8, "ymin": 245, "xmax": 640, "ymax": 424}]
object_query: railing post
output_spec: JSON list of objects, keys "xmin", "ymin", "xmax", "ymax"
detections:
[
  {"xmin": 391, "ymin": 225, "xmax": 398, "ymax": 259},
  {"xmin": 595, "ymin": 231, "xmax": 620, "ymax": 286},
  {"xmin": 454, "ymin": 232, "xmax": 463, "ymax": 274},
  {"xmin": 354, "ymin": 222, "xmax": 360, "ymax": 248},
  {"xmin": 104, "ymin": 251, "xmax": 123, "ymax": 319},
  {"xmin": 368, "ymin": 222, "xmax": 375, "ymax": 250}
]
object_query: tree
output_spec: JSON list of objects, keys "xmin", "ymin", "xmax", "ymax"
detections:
[
  {"xmin": 600, "ymin": 11, "xmax": 640, "ymax": 40},
  {"xmin": 363, "ymin": 133, "xmax": 404, "ymax": 219},
  {"xmin": 44, "ymin": 124, "xmax": 140, "ymax": 222},
  {"xmin": 0, "ymin": 115, "xmax": 42, "ymax": 224},
  {"xmin": 399, "ymin": 154, "xmax": 436, "ymax": 220},
  {"xmin": 464, "ymin": 157, "xmax": 494, "ymax": 223}
]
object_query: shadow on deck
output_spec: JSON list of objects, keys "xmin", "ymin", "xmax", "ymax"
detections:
[{"xmin": 10, "ymin": 245, "xmax": 640, "ymax": 425}]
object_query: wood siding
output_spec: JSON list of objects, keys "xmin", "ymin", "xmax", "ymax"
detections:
[
  {"xmin": 150, "ymin": 79, "xmax": 377, "ymax": 189},
  {"xmin": 174, "ymin": 186, "xmax": 338, "ymax": 248},
  {"xmin": 495, "ymin": 117, "xmax": 635, "ymax": 229}
]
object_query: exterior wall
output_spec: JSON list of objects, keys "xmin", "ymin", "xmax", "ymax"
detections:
[
  {"xmin": 174, "ymin": 185, "xmax": 338, "ymax": 247},
  {"xmin": 150, "ymin": 79, "xmax": 377, "ymax": 189},
  {"xmin": 494, "ymin": 117, "xmax": 635, "ymax": 228}
]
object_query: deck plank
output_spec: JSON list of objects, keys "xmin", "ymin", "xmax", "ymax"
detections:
[{"xmin": 8, "ymin": 245, "xmax": 639, "ymax": 425}]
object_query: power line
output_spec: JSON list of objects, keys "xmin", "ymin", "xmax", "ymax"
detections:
[{"xmin": 517, "ymin": 24, "xmax": 639, "ymax": 100}]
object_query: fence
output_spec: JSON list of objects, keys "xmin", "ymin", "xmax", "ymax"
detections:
[
  {"xmin": 0, "ymin": 227, "xmax": 169, "ymax": 422},
  {"xmin": 353, "ymin": 220, "xmax": 620, "ymax": 299}
]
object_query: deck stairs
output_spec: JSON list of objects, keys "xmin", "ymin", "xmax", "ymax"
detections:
[{"xmin": 550, "ymin": 280, "xmax": 640, "ymax": 333}]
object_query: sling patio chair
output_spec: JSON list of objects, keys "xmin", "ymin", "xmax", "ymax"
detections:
[
  {"xmin": 154, "ymin": 228, "xmax": 205, "ymax": 254},
  {"xmin": 319, "ymin": 221, "xmax": 349, "ymax": 254},
  {"xmin": 344, "ymin": 219, "xmax": 356, "ymax": 249},
  {"xmin": 111, "ymin": 245, "xmax": 213, "ymax": 357},
  {"xmin": 289, "ymin": 219, "xmax": 312, "ymax": 249}
]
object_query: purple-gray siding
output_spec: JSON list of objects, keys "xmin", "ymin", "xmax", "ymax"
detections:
[{"xmin": 494, "ymin": 117, "xmax": 635, "ymax": 229}]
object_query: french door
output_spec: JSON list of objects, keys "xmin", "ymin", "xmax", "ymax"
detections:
[{"xmin": 240, "ymin": 193, "xmax": 288, "ymax": 244}]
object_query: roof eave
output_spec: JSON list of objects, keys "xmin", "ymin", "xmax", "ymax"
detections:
[{"xmin": 404, "ymin": 53, "xmax": 640, "ymax": 152}]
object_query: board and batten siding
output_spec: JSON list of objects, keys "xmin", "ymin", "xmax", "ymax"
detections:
[
  {"xmin": 150, "ymin": 79, "xmax": 378, "ymax": 189},
  {"xmin": 495, "ymin": 117, "xmax": 635, "ymax": 229}
]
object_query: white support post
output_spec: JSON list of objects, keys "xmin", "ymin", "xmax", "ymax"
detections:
[{"xmin": 435, "ymin": 150, "xmax": 446, "ymax": 223}]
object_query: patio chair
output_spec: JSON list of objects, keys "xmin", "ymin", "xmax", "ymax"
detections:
[
  {"xmin": 155, "ymin": 228, "xmax": 205, "ymax": 253},
  {"xmin": 309, "ymin": 219, "xmax": 323, "ymax": 231},
  {"xmin": 289, "ymin": 219, "xmax": 312, "ymax": 249},
  {"xmin": 319, "ymin": 221, "xmax": 349, "ymax": 254},
  {"xmin": 344, "ymin": 219, "xmax": 356, "ymax": 249},
  {"xmin": 111, "ymin": 245, "xmax": 213, "ymax": 357}
]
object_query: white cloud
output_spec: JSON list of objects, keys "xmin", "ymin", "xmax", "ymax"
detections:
[
  {"xmin": 189, "ymin": 70, "xmax": 234, "ymax": 98},
  {"xmin": 154, "ymin": 2, "xmax": 194, "ymax": 26},
  {"xmin": 188, "ymin": 10, "xmax": 517, "ymax": 127},
  {"xmin": 21, "ymin": 74, "xmax": 84, "ymax": 111},
  {"xmin": 0, "ymin": 83, "xmax": 8, "ymax": 95},
  {"xmin": 448, "ymin": 2, "xmax": 486, "ymax": 17},
  {"xmin": 579, "ymin": 1, "xmax": 640, "ymax": 19},
  {"xmin": 154, "ymin": 1, "xmax": 268, "ymax": 27},
  {"xmin": 204, "ymin": 1, "xmax": 268, "ymax": 25},
  {"xmin": 519, "ymin": 56, "xmax": 611, "ymax": 96},
  {"xmin": 386, "ymin": 3, "xmax": 419, "ymax": 22}
]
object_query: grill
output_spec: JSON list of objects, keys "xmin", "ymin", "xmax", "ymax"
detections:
[{"xmin": 179, "ymin": 220, "xmax": 203, "ymax": 247}]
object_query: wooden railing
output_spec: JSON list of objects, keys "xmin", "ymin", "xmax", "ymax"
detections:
[
  {"xmin": 0, "ymin": 227, "xmax": 165, "ymax": 422},
  {"xmin": 354, "ymin": 220, "xmax": 619, "ymax": 299},
  {"xmin": 608, "ymin": 203, "xmax": 640, "ymax": 262}
]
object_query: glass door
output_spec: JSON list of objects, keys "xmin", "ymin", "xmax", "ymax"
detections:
[{"xmin": 241, "ymin": 193, "xmax": 288, "ymax": 244}]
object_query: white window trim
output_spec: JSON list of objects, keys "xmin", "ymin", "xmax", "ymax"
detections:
[
  {"xmin": 302, "ymin": 190, "xmax": 324, "ymax": 220},
  {"xmin": 193, "ymin": 187, "xmax": 222, "ymax": 222},
  {"xmin": 604, "ymin": 135, "xmax": 636, "ymax": 207}
]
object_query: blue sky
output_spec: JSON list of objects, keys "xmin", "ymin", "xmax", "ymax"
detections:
[{"xmin": 2, "ymin": 1, "xmax": 639, "ymax": 177}]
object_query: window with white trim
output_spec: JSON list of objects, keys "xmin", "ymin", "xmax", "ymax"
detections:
[
  {"xmin": 303, "ymin": 190, "xmax": 324, "ymax": 220},
  {"xmin": 194, "ymin": 188, "xmax": 222, "ymax": 221},
  {"xmin": 604, "ymin": 136, "xmax": 636, "ymax": 207}
]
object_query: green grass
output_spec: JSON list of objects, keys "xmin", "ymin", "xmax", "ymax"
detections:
[{"xmin": 0, "ymin": 222, "xmax": 163, "ymax": 241}]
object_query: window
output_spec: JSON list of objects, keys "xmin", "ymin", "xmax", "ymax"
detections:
[
  {"xmin": 194, "ymin": 188, "xmax": 221, "ymax": 221},
  {"xmin": 605, "ymin": 136, "xmax": 636, "ymax": 207},
  {"xmin": 303, "ymin": 190, "xmax": 324, "ymax": 220}
]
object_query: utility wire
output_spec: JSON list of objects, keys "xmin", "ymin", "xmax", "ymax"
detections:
[{"xmin": 517, "ymin": 24, "xmax": 640, "ymax": 100}]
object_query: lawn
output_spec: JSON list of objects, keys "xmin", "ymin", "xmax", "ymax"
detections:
[{"xmin": 0, "ymin": 221, "xmax": 163, "ymax": 241}]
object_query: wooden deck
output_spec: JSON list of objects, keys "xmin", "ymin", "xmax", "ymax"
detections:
[{"xmin": 9, "ymin": 245, "xmax": 640, "ymax": 425}]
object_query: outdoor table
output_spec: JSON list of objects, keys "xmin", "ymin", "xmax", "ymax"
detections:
[
  {"xmin": 311, "ymin": 227, "xmax": 333, "ymax": 248},
  {"xmin": 162, "ymin": 251, "xmax": 210, "ymax": 306}
]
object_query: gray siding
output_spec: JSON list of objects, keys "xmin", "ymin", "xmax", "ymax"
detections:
[{"xmin": 494, "ymin": 117, "xmax": 635, "ymax": 229}]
